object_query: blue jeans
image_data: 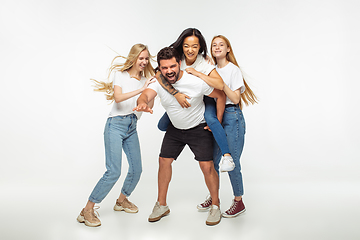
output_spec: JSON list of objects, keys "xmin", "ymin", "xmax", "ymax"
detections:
[
  {"xmin": 89, "ymin": 114, "xmax": 142, "ymax": 203},
  {"xmin": 213, "ymin": 105, "xmax": 246, "ymax": 197},
  {"xmin": 157, "ymin": 96, "xmax": 230, "ymax": 156},
  {"xmin": 157, "ymin": 112, "xmax": 170, "ymax": 131}
]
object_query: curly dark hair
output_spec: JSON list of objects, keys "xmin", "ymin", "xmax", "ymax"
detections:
[{"xmin": 156, "ymin": 47, "xmax": 181, "ymax": 67}]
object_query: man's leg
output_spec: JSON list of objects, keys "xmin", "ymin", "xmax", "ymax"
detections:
[
  {"xmin": 149, "ymin": 123, "xmax": 185, "ymax": 222},
  {"xmin": 148, "ymin": 157, "xmax": 173, "ymax": 222},
  {"xmin": 199, "ymin": 160, "xmax": 222, "ymax": 225},
  {"xmin": 198, "ymin": 161, "xmax": 219, "ymax": 206},
  {"xmin": 157, "ymin": 157, "xmax": 174, "ymax": 206}
]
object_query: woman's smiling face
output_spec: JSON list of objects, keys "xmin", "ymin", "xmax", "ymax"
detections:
[
  {"xmin": 211, "ymin": 37, "xmax": 230, "ymax": 59},
  {"xmin": 182, "ymin": 36, "xmax": 200, "ymax": 65},
  {"xmin": 134, "ymin": 50, "xmax": 149, "ymax": 72}
]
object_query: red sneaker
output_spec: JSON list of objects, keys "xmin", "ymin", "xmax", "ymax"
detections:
[
  {"xmin": 222, "ymin": 198, "xmax": 246, "ymax": 218},
  {"xmin": 197, "ymin": 195, "xmax": 212, "ymax": 211}
]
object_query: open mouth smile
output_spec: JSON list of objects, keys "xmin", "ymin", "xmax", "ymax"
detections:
[{"xmin": 166, "ymin": 72, "xmax": 176, "ymax": 80}]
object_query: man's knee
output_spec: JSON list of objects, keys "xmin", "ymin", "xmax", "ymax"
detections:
[
  {"xmin": 159, "ymin": 157, "xmax": 173, "ymax": 167},
  {"xmin": 199, "ymin": 161, "xmax": 215, "ymax": 174}
]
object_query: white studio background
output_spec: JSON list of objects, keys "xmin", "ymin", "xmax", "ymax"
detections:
[{"xmin": 1, "ymin": 0, "xmax": 359, "ymax": 239}]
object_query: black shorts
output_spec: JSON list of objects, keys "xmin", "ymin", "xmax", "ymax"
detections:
[{"xmin": 159, "ymin": 123, "xmax": 214, "ymax": 161}]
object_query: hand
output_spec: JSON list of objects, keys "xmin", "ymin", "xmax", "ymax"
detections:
[
  {"xmin": 205, "ymin": 55, "xmax": 214, "ymax": 65},
  {"xmin": 185, "ymin": 67, "xmax": 200, "ymax": 77},
  {"xmin": 143, "ymin": 77, "xmax": 156, "ymax": 89},
  {"xmin": 204, "ymin": 125, "xmax": 212, "ymax": 132},
  {"xmin": 174, "ymin": 92, "xmax": 191, "ymax": 108},
  {"xmin": 133, "ymin": 103, "xmax": 153, "ymax": 114}
]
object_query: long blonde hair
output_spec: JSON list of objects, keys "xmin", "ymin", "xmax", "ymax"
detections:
[
  {"xmin": 211, "ymin": 35, "xmax": 258, "ymax": 109},
  {"xmin": 92, "ymin": 44, "xmax": 155, "ymax": 101}
]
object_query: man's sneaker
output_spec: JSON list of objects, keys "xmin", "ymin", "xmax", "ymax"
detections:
[
  {"xmin": 114, "ymin": 198, "xmax": 139, "ymax": 213},
  {"xmin": 206, "ymin": 205, "xmax": 221, "ymax": 226},
  {"xmin": 148, "ymin": 202, "xmax": 170, "ymax": 222},
  {"xmin": 222, "ymin": 198, "xmax": 246, "ymax": 218},
  {"xmin": 77, "ymin": 207, "xmax": 101, "ymax": 227},
  {"xmin": 197, "ymin": 195, "xmax": 212, "ymax": 211},
  {"xmin": 219, "ymin": 155, "xmax": 235, "ymax": 172}
]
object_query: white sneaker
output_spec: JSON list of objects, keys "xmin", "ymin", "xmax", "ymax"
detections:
[
  {"xmin": 206, "ymin": 205, "xmax": 221, "ymax": 226},
  {"xmin": 148, "ymin": 202, "xmax": 170, "ymax": 222},
  {"xmin": 219, "ymin": 155, "xmax": 235, "ymax": 172}
]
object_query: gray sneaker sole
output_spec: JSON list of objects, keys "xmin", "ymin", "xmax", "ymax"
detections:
[
  {"xmin": 206, "ymin": 217, "xmax": 221, "ymax": 226},
  {"xmin": 148, "ymin": 209, "xmax": 170, "ymax": 222}
]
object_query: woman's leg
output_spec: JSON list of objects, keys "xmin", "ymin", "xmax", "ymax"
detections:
[
  {"xmin": 157, "ymin": 112, "xmax": 171, "ymax": 131},
  {"xmin": 88, "ymin": 116, "xmax": 127, "ymax": 204},
  {"xmin": 221, "ymin": 106, "xmax": 246, "ymax": 218},
  {"xmin": 223, "ymin": 107, "xmax": 246, "ymax": 197},
  {"xmin": 120, "ymin": 116, "xmax": 142, "ymax": 197},
  {"xmin": 203, "ymin": 96, "xmax": 230, "ymax": 156}
]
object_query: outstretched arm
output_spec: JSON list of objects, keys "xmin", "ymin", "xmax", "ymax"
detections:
[
  {"xmin": 133, "ymin": 88, "xmax": 157, "ymax": 114},
  {"xmin": 207, "ymin": 89, "xmax": 226, "ymax": 123},
  {"xmin": 155, "ymin": 71, "xmax": 191, "ymax": 108}
]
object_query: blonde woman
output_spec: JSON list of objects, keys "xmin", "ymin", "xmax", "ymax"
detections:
[
  {"xmin": 210, "ymin": 35, "xmax": 257, "ymax": 217},
  {"xmin": 77, "ymin": 44, "xmax": 155, "ymax": 227}
]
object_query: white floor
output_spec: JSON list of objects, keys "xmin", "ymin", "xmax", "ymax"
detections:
[{"xmin": 3, "ymin": 169, "xmax": 360, "ymax": 240}]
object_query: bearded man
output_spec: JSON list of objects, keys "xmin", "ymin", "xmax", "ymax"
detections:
[{"xmin": 133, "ymin": 47, "xmax": 225, "ymax": 226}]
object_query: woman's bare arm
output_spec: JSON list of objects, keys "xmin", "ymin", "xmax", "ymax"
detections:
[
  {"xmin": 223, "ymin": 84, "xmax": 241, "ymax": 104},
  {"xmin": 185, "ymin": 68, "xmax": 224, "ymax": 90},
  {"xmin": 114, "ymin": 77, "xmax": 155, "ymax": 103}
]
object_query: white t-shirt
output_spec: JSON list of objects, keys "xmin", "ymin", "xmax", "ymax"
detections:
[
  {"xmin": 148, "ymin": 72, "xmax": 214, "ymax": 129},
  {"xmin": 109, "ymin": 70, "xmax": 146, "ymax": 119},
  {"xmin": 216, "ymin": 62, "xmax": 245, "ymax": 105},
  {"xmin": 181, "ymin": 55, "xmax": 215, "ymax": 75}
]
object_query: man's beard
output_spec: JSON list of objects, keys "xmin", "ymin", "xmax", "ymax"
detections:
[{"xmin": 162, "ymin": 69, "xmax": 180, "ymax": 84}]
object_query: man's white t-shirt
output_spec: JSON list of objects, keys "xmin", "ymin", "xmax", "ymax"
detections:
[
  {"xmin": 216, "ymin": 62, "xmax": 245, "ymax": 105},
  {"xmin": 181, "ymin": 55, "xmax": 215, "ymax": 75},
  {"xmin": 109, "ymin": 70, "xmax": 146, "ymax": 119},
  {"xmin": 148, "ymin": 72, "xmax": 214, "ymax": 129}
]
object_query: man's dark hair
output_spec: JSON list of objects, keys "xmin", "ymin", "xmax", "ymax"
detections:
[
  {"xmin": 157, "ymin": 47, "xmax": 181, "ymax": 67},
  {"xmin": 170, "ymin": 28, "xmax": 208, "ymax": 59}
]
